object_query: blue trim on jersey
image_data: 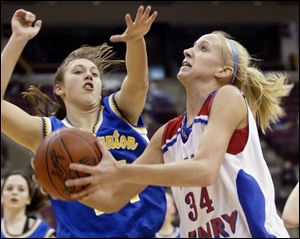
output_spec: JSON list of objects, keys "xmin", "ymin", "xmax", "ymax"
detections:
[
  {"xmin": 42, "ymin": 94, "xmax": 166, "ymax": 238},
  {"xmin": 111, "ymin": 93, "xmax": 145, "ymax": 129},
  {"xmin": 162, "ymin": 117, "xmax": 208, "ymax": 153},
  {"xmin": 194, "ymin": 117, "xmax": 208, "ymax": 124},
  {"xmin": 162, "ymin": 130, "xmax": 181, "ymax": 153},
  {"xmin": 236, "ymin": 170, "xmax": 276, "ymax": 238}
]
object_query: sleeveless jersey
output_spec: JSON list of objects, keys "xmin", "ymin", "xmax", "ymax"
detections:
[
  {"xmin": 161, "ymin": 90, "xmax": 289, "ymax": 238},
  {"xmin": 1, "ymin": 218, "xmax": 55, "ymax": 238},
  {"xmin": 41, "ymin": 94, "xmax": 166, "ymax": 238}
]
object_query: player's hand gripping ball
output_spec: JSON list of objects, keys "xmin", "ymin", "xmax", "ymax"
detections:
[{"xmin": 33, "ymin": 128, "xmax": 102, "ymax": 200}]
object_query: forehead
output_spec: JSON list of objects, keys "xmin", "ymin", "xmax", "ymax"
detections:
[
  {"xmin": 5, "ymin": 175, "xmax": 28, "ymax": 187},
  {"xmin": 68, "ymin": 58, "xmax": 98, "ymax": 69},
  {"xmin": 195, "ymin": 33, "xmax": 223, "ymax": 48}
]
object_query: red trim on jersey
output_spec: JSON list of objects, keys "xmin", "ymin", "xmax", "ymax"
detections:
[
  {"xmin": 162, "ymin": 91, "xmax": 217, "ymax": 146},
  {"xmin": 198, "ymin": 90, "xmax": 218, "ymax": 116},
  {"xmin": 199, "ymin": 89, "xmax": 249, "ymax": 155},
  {"xmin": 161, "ymin": 114, "xmax": 184, "ymax": 147},
  {"xmin": 162, "ymin": 89, "xmax": 249, "ymax": 155},
  {"xmin": 227, "ymin": 126, "xmax": 249, "ymax": 154}
]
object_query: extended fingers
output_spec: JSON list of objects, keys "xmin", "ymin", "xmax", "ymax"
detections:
[
  {"xmin": 69, "ymin": 163, "xmax": 98, "ymax": 175},
  {"xmin": 146, "ymin": 11, "xmax": 158, "ymax": 26},
  {"xmin": 125, "ymin": 13, "xmax": 133, "ymax": 28},
  {"xmin": 96, "ymin": 138, "xmax": 110, "ymax": 156},
  {"xmin": 135, "ymin": 5, "xmax": 144, "ymax": 23},
  {"xmin": 142, "ymin": 5, "xmax": 151, "ymax": 22},
  {"xmin": 65, "ymin": 175, "xmax": 99, "ymax": 187}
]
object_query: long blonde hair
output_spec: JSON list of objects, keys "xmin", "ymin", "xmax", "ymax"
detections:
[{"xmin": 214, "ymin": 31, "xmax": 293, "ymax": 134}]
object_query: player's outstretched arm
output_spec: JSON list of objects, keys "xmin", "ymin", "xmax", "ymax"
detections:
[
  {"xmin": 1, "ymin": 9, "xmax": 44, "ymax": 152},
  {"xmin": 113, "ymin": 5, "xmax": 158, "ymax": 125}
]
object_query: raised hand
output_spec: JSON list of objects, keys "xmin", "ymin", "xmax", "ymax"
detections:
[
  {"xmin": 110, "ymin": 5, "xmax": 157, "ymax": 43},
  {"xmin": 11, "ymin": 9, "xmax": 42, "ymax": 41}
]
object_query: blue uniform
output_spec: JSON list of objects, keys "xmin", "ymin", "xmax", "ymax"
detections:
[
  {"xmin": 41, "ymin": 94, "xmax": 166, "ymax": 238},
  {"xmin": 1, "ymin": 218, "xmax": 55, "ymax": 238}
]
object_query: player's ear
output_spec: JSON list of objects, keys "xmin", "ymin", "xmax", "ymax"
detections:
[
  {"xmin": 214, "ymin": 66, "xmax": 233, "ymax": 82},
  {"xmin": 54, "ymin": 83, "xmax": 65, "ymax": 97}
]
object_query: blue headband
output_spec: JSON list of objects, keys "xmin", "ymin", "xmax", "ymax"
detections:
[{"xmin": 228, "ymin": 39, "xmax": 239, "ymax": 84}]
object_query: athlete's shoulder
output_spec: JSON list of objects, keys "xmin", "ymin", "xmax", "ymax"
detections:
[
  {"xmin": 209, "ymin": 85, "xmax": 247, "ymax": 116},
  {"xmin": 215, "ymin": 85, "xmax": 245, "ymax": 104}
]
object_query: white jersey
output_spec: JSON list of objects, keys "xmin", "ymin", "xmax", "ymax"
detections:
[{"xmin": 161, "ymin": 90, "xmax": 289, "ymax": 238}]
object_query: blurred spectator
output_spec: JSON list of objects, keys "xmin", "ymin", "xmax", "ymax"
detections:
[{"xmin": 1, "ymin": 170, "xmax": 55, "ymax": 238}]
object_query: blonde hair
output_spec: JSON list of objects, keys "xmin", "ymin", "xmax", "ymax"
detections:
[{"xmin": 213, "ymin": 31, "xmax": 293, "ymax": 134}]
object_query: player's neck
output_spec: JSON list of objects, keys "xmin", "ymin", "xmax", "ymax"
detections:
[
  {"xmin": 3, "ymin": 208, "xmax": 27, "ymax": 227},
  {"xmin": 65, "ymin": 104, "xmax": 100, "ymax": 133},
  {"xmin": 185, "ymin": 83, "xmax": 218, "ymax": 126}
]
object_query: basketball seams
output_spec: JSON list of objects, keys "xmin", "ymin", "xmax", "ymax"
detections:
[
  {"xmin": 35, "ymin": 128, "xmax": 101, "ymax": 200},
  {"xmin": 58, "ymin": 130, "xmax": 101, "ymax": 197},
  {"xmin": 45, "ymin": 133, "xmax": 69, "ymax": 200},
  {"xmin": 64, "ymin": 130, "xmax": 101, "ymax": 165},
  {"xmin": 58, "ymin": 135, "xmax": 81, "ymax": 179}
]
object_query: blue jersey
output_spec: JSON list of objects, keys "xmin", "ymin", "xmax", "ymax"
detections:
[
  {"xmin": 41, "ymin": 94, "xmax": 166, "ymax": 238},
  {"xmin": 1, "ymin": 218, "xmax": 55, "ymax": 238}
]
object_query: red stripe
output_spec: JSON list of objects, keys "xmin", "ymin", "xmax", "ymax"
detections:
[
  {"xmin": 227, "ymin": 126, "xmax": 249, "ymax": 154},
  {"xmin": 161, "ymin": 114, "xmax": 184, "ymax": 146}
]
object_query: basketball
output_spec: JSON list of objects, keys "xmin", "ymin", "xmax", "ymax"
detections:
[{"xmin": 33, "ymin": 128, "xmax": 102, "ymax": 200}]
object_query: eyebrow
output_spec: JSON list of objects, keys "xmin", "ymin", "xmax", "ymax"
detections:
[
  {"xmin": 194, "ymin": 40, "xmax": 210, "ymax": 47},
  {"xmin": 5, "ymin": 184, "xmax": 26, "ymax": 187},
  {"xmin": 73, "ymin": 64, "xmax": 98, "ymax": 70}
]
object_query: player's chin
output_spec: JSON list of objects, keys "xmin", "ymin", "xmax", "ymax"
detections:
[{"xmin": 177, "ymin": 71, "xmax": 188, "ymax": 82}]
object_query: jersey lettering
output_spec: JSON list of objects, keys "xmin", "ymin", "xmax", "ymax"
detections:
[
  {"xmin": 98, "ymin": 130, "xmax": 138, "ymax": 150},
  {"xmin": 200, "ymin": 187, "xmax": 214, "ymax": 213},
  {"xmin": 187, "ymin": 210, "xmax": 238, "ymax": 238}
]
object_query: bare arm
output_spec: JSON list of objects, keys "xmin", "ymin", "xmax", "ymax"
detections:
[
  {"xmin": 282, "ymin": 182, "xmax": 299, "ymax": 228},
  {"xmin": 1, "ymin": 9, "xmax": 42, "ymax": 100},
  {"xmin": 66, "ymin": 86, "xmax": 246, "ymax": 210},
  {"xmin": 113, "ymin": 86, "xmax": 246, "ymax": 186},
  {"xmin": 1, "ymin": 9, "xmax": 44, "ymax": 152},
  {"xmin": 113, "ymin": 6, "xmax": 157, "ymax": 124},
  {"xmin": 67, "ymin": 124, "xmax": 166, "ymax": 212}
]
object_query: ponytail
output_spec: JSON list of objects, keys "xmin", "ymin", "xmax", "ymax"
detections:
[
  {"xmin": 213, "ymin": 31, "xmax": 293, "ymax": 134},
  {"xmin": 22, "ymin": 85, "xmax": 64, "ymax": 118},
  {"xmin": 235, "ymin": 66, "xmax": 293, "ymax": 134}
]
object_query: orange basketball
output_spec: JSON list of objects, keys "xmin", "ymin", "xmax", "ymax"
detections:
[{"xmin": 33, "ymin": 128, "xmax": 102, "ymax": 200}]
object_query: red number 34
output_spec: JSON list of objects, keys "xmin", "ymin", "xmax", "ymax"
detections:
[{"xmin": 185, "ymin": 187, "xmax": 214, "ymax": 221}]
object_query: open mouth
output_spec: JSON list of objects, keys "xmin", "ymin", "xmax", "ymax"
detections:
[
  {"xmin": 182, "ymin": 60, "xmax": 192, "ymax": 67},
  {"xmin": 10, "ymin": 198, "xmax": 18, "ymax": 203},
  {"xmin": 83, "ymin": 82, "xmax": 94, "ymax": 91}
]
